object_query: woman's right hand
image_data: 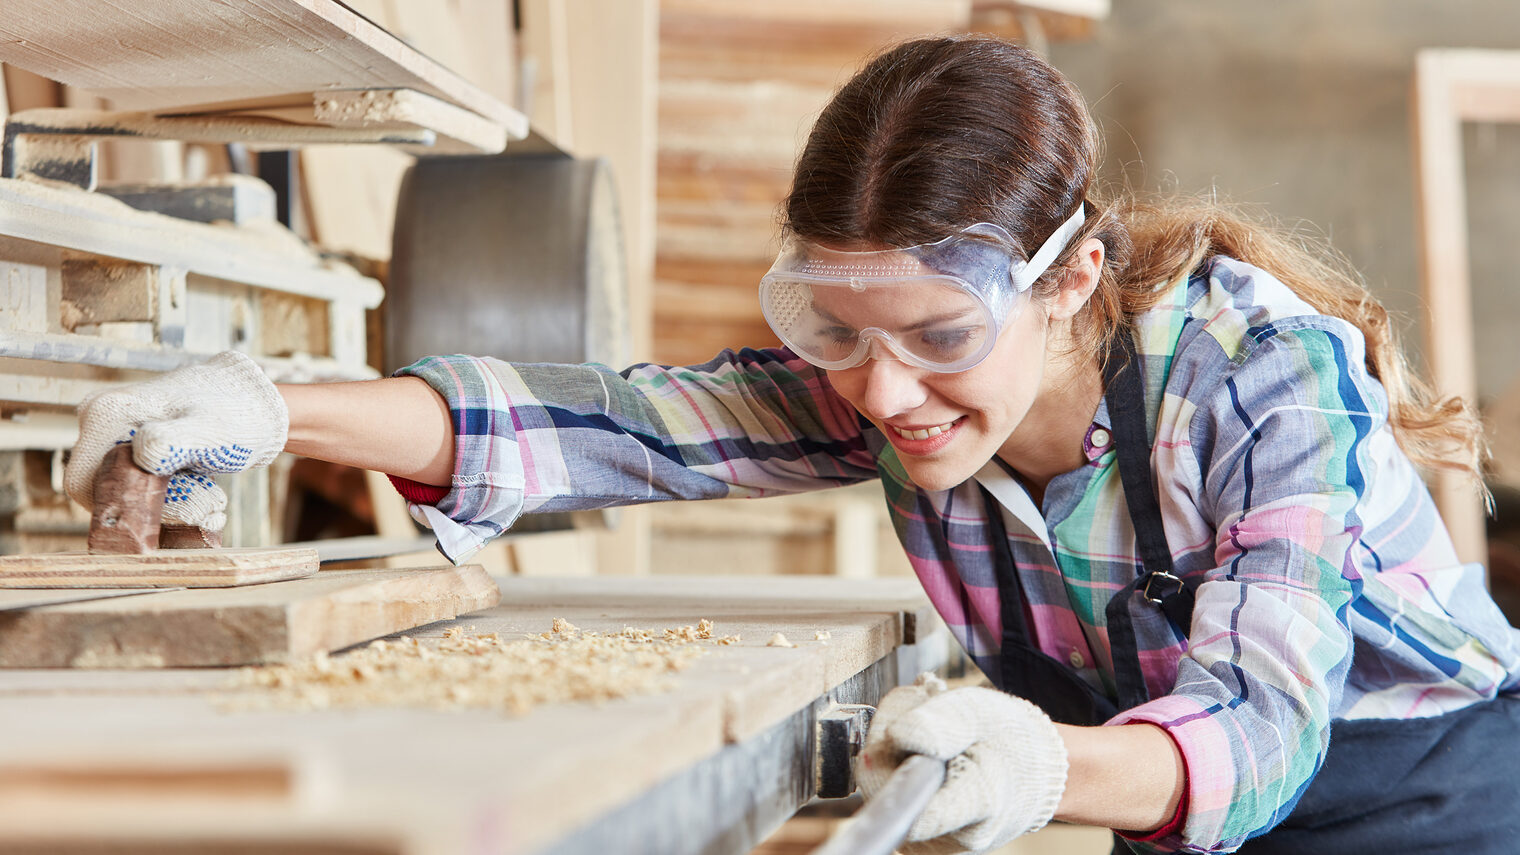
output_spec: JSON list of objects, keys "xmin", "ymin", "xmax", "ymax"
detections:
[{"xmin": 63, "ymin": 351, "xmax": 290, "ymax": 532}]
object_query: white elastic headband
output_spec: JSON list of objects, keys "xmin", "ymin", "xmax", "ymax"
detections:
[{"xmin": 1011, "ymin": 205, "xmax": 1086, "ymax": 292}]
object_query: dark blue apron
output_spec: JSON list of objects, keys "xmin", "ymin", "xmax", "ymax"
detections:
[{"xmin": 982, "ymin": 334, "xmax": 1520, "ymax": 853}]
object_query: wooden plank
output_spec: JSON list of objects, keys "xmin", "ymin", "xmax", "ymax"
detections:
[
  {"xmin": 0, "ymin": 587, "xmax": 170, "ymax": 612},
  {"xmin": 0, "ymin": 0, "xmax": 522, "ymax": 130},
  {"xmin": 491, "ymin": 575, "xmax": 934, "ymax": 642},
  {"xmin": 0, "ymin": 179, "xmax": 383, "ymax": 307},
  {"xmin": 186, "ymin": 88, "xmax": 515, "ymax": 154},
  {"xmin": 0, "ymin": 412, "xmax": 77, "ymax": 451},
  {"xmin": 1409, "ymin": 48, "xmax": 1520, "ymax": 565},
  {"xmin": 0, "ymin": 546, "xmax": 319, "ymax": 589},
  {"xmin": 0, "ymin": 564, "xmax": 500, "ymax": 667},
  {"xmin": 0, "ymin": 257, "xmax": 50, "ymax": 335},
  {"xmin": 0, "ymin": 576, "xmax": 928, "ymax": 852}
]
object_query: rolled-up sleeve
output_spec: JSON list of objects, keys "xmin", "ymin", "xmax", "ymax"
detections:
[
  {"xmin": 1110, "ymin": 321, "xmax": 1376, "ymax": 853},
  {"xmin": 396, "ymin": 348, "xmax": 878, "ymax": 562}
]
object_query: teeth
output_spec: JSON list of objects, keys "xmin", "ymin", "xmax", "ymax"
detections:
[{"xmin": 893, "ymin": 421, "xmax": 955, "ymax": 441}]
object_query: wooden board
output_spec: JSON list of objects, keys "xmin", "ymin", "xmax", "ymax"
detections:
[
  {"xmin": 0, "ymin": 0, "xmax": 521, "ymax": 130},
  {"xmin": 0, "ymin": 587, "xmax": 171, "ymax": 612},
  {"xmin": 0, "ymin": 564, "xmax": 500, "ymax": 668},
  {"xmin": 0, "ymin": 178, "xmax": 384, "ymax": 308},
  {"xmin": 1411, "ymin": 48, "xmax": 1520, "ymax": 565},
  {"xmin": 0, "ymin": 546, "xmax": 319, "ymax": 589},
  {"xmin": 0, "ymin": 576, "xmax": 937, "ymax": 853}
]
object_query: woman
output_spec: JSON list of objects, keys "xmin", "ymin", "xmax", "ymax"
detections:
[{"xmin": 64, "ymin": 36, "xmax": 1520, "ymax": 855}]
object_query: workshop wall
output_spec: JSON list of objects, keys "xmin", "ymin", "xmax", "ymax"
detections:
[{"xmin": 1050, "ymin": 0, "xmax": 1520, "ymax": 405}]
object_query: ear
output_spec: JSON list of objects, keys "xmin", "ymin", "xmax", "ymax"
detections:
[{"xmin": 1046, "ymin": 238, "xmax": 1105, "ymax": 322}]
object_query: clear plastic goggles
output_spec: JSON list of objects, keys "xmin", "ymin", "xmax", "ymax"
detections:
[{"xmin": 759, "ymin": 207, "xmax": 1085, "ymax": 373}]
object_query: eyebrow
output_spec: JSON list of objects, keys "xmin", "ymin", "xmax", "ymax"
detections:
[{"xmin": 811, "ymin": 303, "xmax": 980, "ymax": 331}]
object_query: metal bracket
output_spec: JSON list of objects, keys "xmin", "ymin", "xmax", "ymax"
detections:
[
  {"xmin": 815, "ymin": 703, "xmax": 875, "ymax": 799},
  {"xmin": 1, "ymin": 107, "xmax": 433, "ymax": 191}
]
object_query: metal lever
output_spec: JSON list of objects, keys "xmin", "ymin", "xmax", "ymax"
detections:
[
  {"xmin": 810, "ymin": 754, "xmax": 948, "ymax": 855},
  {"xmin": 812, "ymin": 703, "xmax": 949, "ymax": 855}
]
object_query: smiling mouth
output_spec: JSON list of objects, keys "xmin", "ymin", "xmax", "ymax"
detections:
[{"xmin": 889, "ymin": 419, "xmax": 960, "ymax": 441}]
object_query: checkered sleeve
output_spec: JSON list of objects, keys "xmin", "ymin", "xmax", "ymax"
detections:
[
  {"xmin": 1110, "ymin": 320, "xmax": 1373, "ymax": 853},
  {"xmin": 395, "ymin": 347, "xmax": 879, "ymax": 561}
]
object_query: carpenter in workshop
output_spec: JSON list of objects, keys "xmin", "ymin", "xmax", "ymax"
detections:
[{"xmin": 63, "ymin": 35, "xmax": 1520, "ymax": 855}]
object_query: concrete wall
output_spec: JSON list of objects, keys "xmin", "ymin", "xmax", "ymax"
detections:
[{"xmin": 1051, "ymin": 0, "xmax": 1520, "ymax": 403}]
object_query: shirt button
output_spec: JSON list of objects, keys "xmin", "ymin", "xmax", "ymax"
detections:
[
  {"xmin": 1068, "ymin": 649, "xmax": 1085, "ymax": 669},
  {"xmin": 1089, "ymin": 428, "xmax": 1111, "ymax": 448}
]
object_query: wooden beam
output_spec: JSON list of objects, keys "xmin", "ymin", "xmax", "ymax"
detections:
[
  {"xmin": 0, "ymin": 178, "xmax": 383, "ymax": 308},
  {"xmin": 0, "ymin": 564, "xmax": 500, "ymax": 667},
  {"xmin": 1411, "ymin": 48, "xmax": 1520, "ymax": 565},
  {"xmin": 0, "ymin": 0, "xmax": 523, "ymax": 130}
]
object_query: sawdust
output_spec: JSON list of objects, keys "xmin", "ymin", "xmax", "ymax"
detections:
[
  {"xmin": 220, "ymin": 619, "xmax": 742, "ymax": 716},
  {"xmin": 316, "ymin": 90, "xmax": 407, "ymax": 124},
  {"xmin": 766, "ymin": 632, "xmax": 794, "ymax": 648}
]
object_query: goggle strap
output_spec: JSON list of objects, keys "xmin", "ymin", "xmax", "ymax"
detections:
[{"xmin": 1011, "ymin": 205, "xmax": 1086, "ymax": 291}]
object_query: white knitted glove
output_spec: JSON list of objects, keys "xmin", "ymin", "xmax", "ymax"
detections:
[
  {"xmin": 64, "ymin": 351, "xmax": 289, "ymax": 532},
  {"xmin": 856, "ymin": 675, "xmax": 1069, "ymax": 855}
]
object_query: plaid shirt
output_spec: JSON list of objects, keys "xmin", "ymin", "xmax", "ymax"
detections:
[{"xmin": 398, "ymin": 256, "xmax": 1520, "ymax": 853}]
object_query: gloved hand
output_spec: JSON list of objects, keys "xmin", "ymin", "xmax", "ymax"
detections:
[
  {"xmin": 856, "ymin": 674, "xmax": 1068, "ymax": 855},
  {"xmin": 64, "ymin": 351, "xmax": 289, "ymax": 532}
]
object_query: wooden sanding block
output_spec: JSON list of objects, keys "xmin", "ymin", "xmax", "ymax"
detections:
[
  {"xmin": 87, "ymin": 444, "xmax": 212, "ymax": 553},
  {"xmin": 0, "ymin": 445, "xmax": 319, "ymax": 589}
]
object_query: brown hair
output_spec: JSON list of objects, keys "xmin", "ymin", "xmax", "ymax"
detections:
[{"xmin": 782, "ymin": 35, "xmax": 1484, "ymax": 481}]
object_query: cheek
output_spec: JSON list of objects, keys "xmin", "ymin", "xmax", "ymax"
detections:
[{"xmin": 822, "ymin": 368, "xmax": 859, "ymax": 406}]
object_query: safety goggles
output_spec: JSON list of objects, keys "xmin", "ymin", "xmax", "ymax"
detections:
[{"xmin": 759, "ymin": 207, "xmax": 1086, "ymax": 373}]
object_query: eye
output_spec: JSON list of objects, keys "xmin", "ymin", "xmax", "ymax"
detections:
[
  {"xmin": 918, "ymin": 327, "xmax": 980, "ymax": 356},
  {"xmin": 822, "ymin": 324, "xmax": 856, "ymax": 343}
]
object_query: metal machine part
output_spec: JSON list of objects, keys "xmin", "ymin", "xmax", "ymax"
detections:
[{"xmin": 815, "ymin": 703, "xmax": 875, "ymax": 799}]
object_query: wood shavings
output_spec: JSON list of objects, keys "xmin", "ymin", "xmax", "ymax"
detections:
[
  {"xmin": 220, "ymin": 619, "xmax": 741, "ymax": 716},
  {"xmin": 814, "ymin": 631, "xmax": 831, "ymax": 643},
  {"xmin": 767, "ymin": 632, "xmax": 794, "ymax": 648}
]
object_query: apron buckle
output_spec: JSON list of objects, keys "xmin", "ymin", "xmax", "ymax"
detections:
[{"xmin": 1142, "ymin": 570, "xmax": 1184, "ymax": 604}]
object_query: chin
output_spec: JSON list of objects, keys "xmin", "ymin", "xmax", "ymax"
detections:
[{"xmin": 900, "ymin": 460, "xmax": 978, "ymax": 493}]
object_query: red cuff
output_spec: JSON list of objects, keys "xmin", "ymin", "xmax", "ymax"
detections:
[
  {"xmin": 387, "ymin": 474, "xmax": 450, "ymax": 505},
  {"xmin": 1116, "ymin": 728, "xmax": 1190, "ymax": 843}
]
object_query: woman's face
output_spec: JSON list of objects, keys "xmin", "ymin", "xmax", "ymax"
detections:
[
  {"xmin": 824, "ymin": 292, "xmax": 1054, "ymax": 490},
  {"xmin": 821, "ymin": 237, "xmax": 1104, "ymax": 491}
]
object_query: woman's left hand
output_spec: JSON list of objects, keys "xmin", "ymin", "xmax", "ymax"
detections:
[{"xmin": 855, "ymin": 675, "xmax": 1069, "ymax": 854}]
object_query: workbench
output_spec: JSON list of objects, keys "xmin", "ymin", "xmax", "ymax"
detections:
[{"xmin": 0, "ymin": 574, "xmax": 949, "ymax": 855}]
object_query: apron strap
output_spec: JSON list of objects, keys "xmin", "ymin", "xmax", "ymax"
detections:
[
  {"xmin": 982, "ymin": 483, "xmax": 1122, "ymax": 726},
  {"xmin": 1102, "ymin": 331, "xmax": 1196, "ymax": 710}
]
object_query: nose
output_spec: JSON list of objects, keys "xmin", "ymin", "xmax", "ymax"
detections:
[{"xmin": 853, "ymin": 351, "xmax": 928, "ymax": 420}]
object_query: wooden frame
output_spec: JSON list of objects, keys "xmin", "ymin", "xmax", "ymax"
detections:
[{"xmin": 1411, "ymin": 48, "xmax": 1520, "ymax": 565}]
